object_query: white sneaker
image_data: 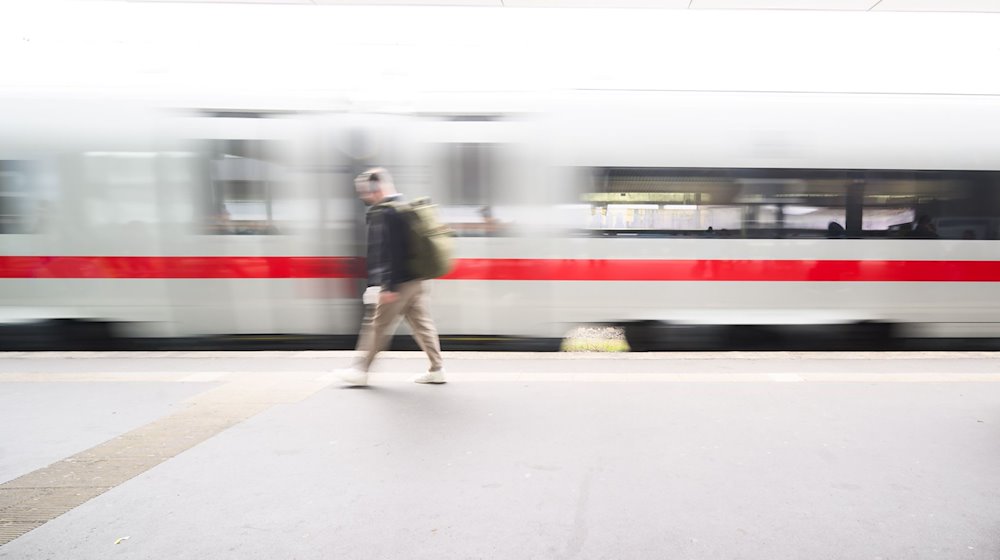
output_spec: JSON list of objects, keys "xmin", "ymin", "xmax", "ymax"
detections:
[
  {"xmin": 337, "ymin": 367, "xmax": 369, "ymax": 386},
  {"xmin": 412, "ymin": 369, "xmax": 446, "ymax": 384}
]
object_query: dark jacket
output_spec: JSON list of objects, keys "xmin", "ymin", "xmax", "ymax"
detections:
[{"xmin": 366, "ymin": 194, "xmax": 416, "ymax": 292}]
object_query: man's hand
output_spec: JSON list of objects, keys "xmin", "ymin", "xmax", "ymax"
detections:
[{"xmin": 379, "ymin": 290, "xmax": 399, "ymax": 305}]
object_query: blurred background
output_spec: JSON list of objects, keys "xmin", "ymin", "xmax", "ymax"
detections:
[{"xmin": 2, "ymin": 0, "xmax": 1000, "ymax": 351}]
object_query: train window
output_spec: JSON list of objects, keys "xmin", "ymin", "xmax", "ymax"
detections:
[
  {"xmin": 83, "ymin": 152, "xmax": 161, "ymax": 227},
  {"xmin": 440, "ymin": 143, "xmax": 505, "ymax": 237},
  {"xmin": 204, "ymin": 140, "xmax": 283, "ymax": 235},
  {"xmin": 579, "ymin": 168, "xmax": 1000, "ymax": 239},
  {"xmin": 447, "ymin": 143, "xmax": 490, "ymax": 206},
  {"xmin": 581, "ymin": 168, "xmax": 790, "ymax": 237},
  {"xmin": 80, "ymin": 152, "xmax": 201, "ymax": 231},
  {"xmin": 861, "ymin": 171, "xmax": 1000, "ymax": 239},
  {"xmin": 0, "ymin": 161, "xmax": 36, "ymax": 234}
]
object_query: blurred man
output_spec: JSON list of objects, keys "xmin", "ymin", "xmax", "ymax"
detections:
[{"xmin": 337, "ymin": 168, "xmax": 446, "ymax": 386}]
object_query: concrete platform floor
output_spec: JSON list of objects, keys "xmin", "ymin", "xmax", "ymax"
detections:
[{"xmin": 1, "ymin": 351, "xmax": 999, "ymax": 559}]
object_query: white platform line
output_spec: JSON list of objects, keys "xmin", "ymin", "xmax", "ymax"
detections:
[{"xmin": 4, "ymin": 371, "xmax": 1000, "ymax": 384}]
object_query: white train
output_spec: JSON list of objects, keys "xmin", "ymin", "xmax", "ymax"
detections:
[{"xmin": 2, "ymin": 89, "xmax": 1000, "ymax": 350}]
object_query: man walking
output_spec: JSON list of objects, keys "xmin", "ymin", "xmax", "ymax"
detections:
[{"xmin": 338, "ymin": 168, "xmax": 446, "ymax": 386}]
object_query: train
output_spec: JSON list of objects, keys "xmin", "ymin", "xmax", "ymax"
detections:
[{"xmin": 2, "ymin": 86, "xmax": 1000, "ymax": 351}]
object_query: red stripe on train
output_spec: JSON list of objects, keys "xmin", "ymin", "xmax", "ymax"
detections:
[
  {"xmin": 445, "ymin": 259, "xmax": 1000, "ymax": 282},
  {"xmin": 0, "ymin": 256, "xmax": 364, "ymax": 279},
  {"xmin": 3, "ymin": 256, "xmax": 1000, "ymax": 281}
]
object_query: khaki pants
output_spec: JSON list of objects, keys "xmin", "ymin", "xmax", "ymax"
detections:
[{"xmin": 355, "ymin": 280, "xmax": 444, "ymax": 372}]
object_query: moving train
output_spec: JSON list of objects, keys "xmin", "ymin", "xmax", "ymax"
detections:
[{"xmin": 2, "ymin": 88, "xmax": 1000, "ymax": 351}]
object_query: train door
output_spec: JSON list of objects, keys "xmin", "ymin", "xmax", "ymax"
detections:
[
  {"xmin": 319, "ymin": 110, "xmax": 559, "ymax": 346},
  {"xmin": 412, "ymin": 113, "xmax": 560, "ymax": 343},
  {"xmin": 318, "ymin": 112, "xmax": 431, "ymax": 341},
  {"xmin": 0, "ymin": 98, "xmax": 179, "ymax": 344},
  {"xmin": 164, "ymin": 111, "xmax": 333, "ymax": 339}
]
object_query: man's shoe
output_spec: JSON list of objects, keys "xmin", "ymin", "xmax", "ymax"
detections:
[
  {"xmin": 412, "ymin": 369, "xmax": 446, "ymax": 384},
  {"xmin": 338, "ymin": 367, "xmax": 369, "ymax": 386}
]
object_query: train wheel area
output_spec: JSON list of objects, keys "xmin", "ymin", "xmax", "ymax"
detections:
[
  {"xmin": 5, "ymin": 318, "xmax": 1000, "ymax": 352},
  {"xmin": 622, "ymin": 320, "xmax": 899, "ymax": 352},
  {"xmin": 0, "ymin": 321, "xmax": 567, "ymax": 353},
  {"xmin": 621, "ymin": 320, "xmax": 1000, "ymax": 352}
]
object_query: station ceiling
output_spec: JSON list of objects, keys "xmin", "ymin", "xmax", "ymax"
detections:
[{"xmin": 127, "ymin": 0, "xmax": 1000, "ymax": 12}]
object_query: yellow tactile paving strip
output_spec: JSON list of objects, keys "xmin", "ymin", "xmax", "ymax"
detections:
[{"xmin": 0, "ymin": 376, "xmax": 331, "ymax": 545}]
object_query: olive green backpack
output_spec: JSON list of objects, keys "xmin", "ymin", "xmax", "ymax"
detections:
[{"xmin": 381, "ymin": 197, "xmax": 455, "ymax": 279}]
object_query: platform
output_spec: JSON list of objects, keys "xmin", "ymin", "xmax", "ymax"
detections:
[{"xmin": 2, "ymin": 351, "xmax": 1000, "ymax": 559}]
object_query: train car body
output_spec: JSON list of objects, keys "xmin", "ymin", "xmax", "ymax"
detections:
[{"xmin": 2, "ymin": 88, "xmax": 1000, "ymax": 350}]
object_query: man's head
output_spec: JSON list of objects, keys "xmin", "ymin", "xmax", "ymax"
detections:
[{"xmin": 354, "ymin": 167, "xmax": 395, "ymax": 206}]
